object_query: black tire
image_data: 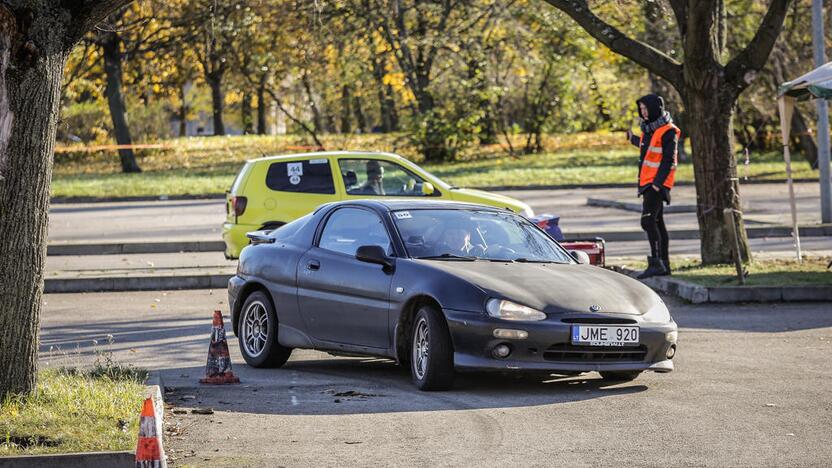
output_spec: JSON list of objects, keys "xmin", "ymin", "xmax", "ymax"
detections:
[
  {"xmin": 410, "ymin": 306, "xmax": 454, "ymax": 391},
  {"xmin": 237, "ymin": 290, "xmax": 292, "ymax": 368},
  {"xmin": 599, "ymin": 371, "xmax": 641, "ymax": 382}
]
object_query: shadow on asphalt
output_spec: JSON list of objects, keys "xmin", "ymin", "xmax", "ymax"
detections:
[{"xmin": 162, "ymin": 358, "xmax": 649, "ymax": 416}]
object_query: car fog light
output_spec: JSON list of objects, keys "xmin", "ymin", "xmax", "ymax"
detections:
[
  {"xmin": 493, "ymin": 329, "xmax": 528, "ymax": 340},
  {"xmin": 492, "ymin": 344, "xmax": 512, "ymax": 359},
  {"xmin": 666, "ymin": 344, "xmax": 676, "ymax": 359},
  {"xmin": 666, "ymin": 331, "xmax": 678, "ymax": 342}
]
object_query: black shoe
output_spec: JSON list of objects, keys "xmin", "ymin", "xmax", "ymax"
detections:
[
  {"xmin": 637, "ymin": 256, "xmax": 668, "ymax": 279},
  {"xmin": 657, "ymin": 256, "xmax": 671, "ymax": 276}
]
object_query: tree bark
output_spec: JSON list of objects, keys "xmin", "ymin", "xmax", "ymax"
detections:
[
  {"xmin": 101, "ymin": 26, "xmax": 141, "ymax": 173},
  {"xmin": 0, "ymin": 0, "xmax": 132, "ymax": 401},
  {"xmin": 207, "ymin": 72, "xmax": 225, "ymax": 136},
  {"xmin": 241, "ymin": 91, "xmax": 252, "ymax": 135},
  {"xmin": 340, "ymin": 84, "xmax": 352, "ymax": 134},
  {"xmin": 256, "ymin": 75, "xmax": 267, "ymax": 135},
  {"xmin": 684, "ymin": 86, "xmax": 751, "ymax": 264}
]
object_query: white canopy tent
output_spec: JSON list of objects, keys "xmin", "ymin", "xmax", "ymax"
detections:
[{"xmin": 777, "ymin": 61, "xmax": 832, "ymax": 262}]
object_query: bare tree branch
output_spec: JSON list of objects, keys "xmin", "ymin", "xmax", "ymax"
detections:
[
  {"xmin": 724, "ymin": 0, "xmax": 793, "ymax": 93},
  {"xmin": 541, "ymin": 0, "xmax": 683, "ymax": 88}
]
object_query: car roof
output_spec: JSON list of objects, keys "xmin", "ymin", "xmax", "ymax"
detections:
[
  {"xmin": 325, "ymin": 199, "xmax": 509, "ymax": 213},
  {"xmin": 247, "ymin": 151, "xmax": 406, "ymax": 164}
]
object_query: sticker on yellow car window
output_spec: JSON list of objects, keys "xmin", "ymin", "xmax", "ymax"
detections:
[
  {"xmin": 395, "ymin": 211, "xmax": 412, "ymax": 219},
  {"xmin": 289, "ymin": 175, "xmax": 301, "ymax": 185},
  {"xmin": 287, "ymin": 162, "xmax": 303, "ymax": 177},
  {"xmin": 309, "ymin": 158, "xmax": 328, "ymax": 165}
]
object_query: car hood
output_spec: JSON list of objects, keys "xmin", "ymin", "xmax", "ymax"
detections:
[
  {"xmin": 418, "ymin": 260, "xmax": 658, "ymax": 315},
  {"xmin": 449, "ymin": 188, "xmax": 531, "ymax": 214}
]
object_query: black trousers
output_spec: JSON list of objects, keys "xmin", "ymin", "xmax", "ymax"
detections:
[{"xmin": 641, "ymin": 188, "xmax": 669, "ymax": 260}]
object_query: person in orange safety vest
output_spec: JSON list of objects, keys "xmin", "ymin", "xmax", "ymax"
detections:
[{"xmin": 626, "ymin": 94, "xmax": 680, "ymax": 279}]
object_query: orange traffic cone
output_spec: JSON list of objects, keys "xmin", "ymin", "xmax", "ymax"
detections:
[
  {"xmin": 200, "ymin": 310, "xmax": 240, "ymax": 384},
  {"xmin": 135, "ymin": 397, "xmax": 165, "ymax": 467}
]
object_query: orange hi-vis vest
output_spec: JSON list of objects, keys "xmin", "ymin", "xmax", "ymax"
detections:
[{"xmin": 639, "ymin": 123, "xmax": 681, "ymax": 189}]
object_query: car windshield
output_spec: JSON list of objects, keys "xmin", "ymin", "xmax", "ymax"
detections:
[{"xmin": 392, "ymin": 209, "xmax": 574, "ymax": 263}]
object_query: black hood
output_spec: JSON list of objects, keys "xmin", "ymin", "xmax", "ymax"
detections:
[
  {"xmin": 637, "ymin": 94, "xmax": 665, "ymax": 123},
  {"xmin": 418, "ymin": 260, "xmax": 661, "ymax": 316}
]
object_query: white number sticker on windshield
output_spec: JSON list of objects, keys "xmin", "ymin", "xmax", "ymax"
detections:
[
  {"xmin": 287, "ymin": 162, "xmax": 303, "ymax": 177},
  {"xmin": 395, "ymin": 211, "xmax": 412, "ymax": 219}
]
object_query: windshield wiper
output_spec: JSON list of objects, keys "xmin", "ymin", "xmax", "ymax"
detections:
[
  {"xmin": 416, "ymin": 253, "xmax": 477, "ymax": 261},
  {"xmin": 513, "ymin": 257, "xmax": 566, "ymax": 264}
]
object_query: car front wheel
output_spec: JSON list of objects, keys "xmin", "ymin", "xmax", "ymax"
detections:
[
  {"xmin": 410, "ymin": 306, "xmax": 454, "ymax": 391},
  {"xmin": 238, "ymin": 290, "xmax": 292, "ymax": 368}
]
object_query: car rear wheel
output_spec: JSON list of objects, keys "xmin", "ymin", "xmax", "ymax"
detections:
[
  {"xmin": 599, "ymin": 371, "xmax": 641, "ymax": 382},
  {"xmin": 410, "ymin": 306, "xmax": 454, "ymax": 391},
  {"xmin": 238, "ymin": 290, "xmax": 292, "ymax": 368}
]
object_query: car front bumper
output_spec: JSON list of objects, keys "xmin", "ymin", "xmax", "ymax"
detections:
[{"xmin": 443, "ymin": 308, "xmax": 677, "ymax": 374}]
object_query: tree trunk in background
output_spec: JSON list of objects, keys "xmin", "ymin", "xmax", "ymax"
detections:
[
  {"xmin": 684, "ymin": 87, "xmax": 751, "ymax": 264},
  {"xmin": 340, "ymin": 84, "xmax": 352, "ymax": 134},
  {"xmin": 206, "ymin": 72, "xmax": 225, "ymax": 136},
  {"xmin": 301, "ymin": 73, "xmax": 322, "ymax": 133},
  {"xmin": 101, "ymin": 25, "xmax": 141, "ymax": 173},
  {"xmin": 353, "ymin": 94, "xmax": 367, "ymax": 133},
  {"xmin": 178, "ymin": 86, "xmax": 187, "ymax": 137},
  {"xmin": 257, "ymin": 76, "xmax": 267, "ymax": 135},
  {"xmin": 791, "ymin": 106, "xmax": 819, "ymax": 168},
  {"xmin": 241, "ymin": 92, "xmax": 253, "ymax": 135}
]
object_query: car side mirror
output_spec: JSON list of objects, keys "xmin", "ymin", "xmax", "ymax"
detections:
[
  {"xmin": 421, "ymin": 182, "xmax": 435, "ymax": 196},
  {"xmin": 356, "ymin": 245, "xmax": 395, "ymax": 270},
  {"xmin": 569, "ymin": 250, "xmax": 591, "ymax": 265}
]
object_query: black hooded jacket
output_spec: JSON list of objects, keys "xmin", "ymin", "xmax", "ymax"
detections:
[{"xmin": 629, "ymin": 94, "xmax": 678, "ymax": 203}]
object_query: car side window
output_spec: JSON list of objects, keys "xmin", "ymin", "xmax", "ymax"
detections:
[
  {"xmin": 318, "ymin": 208, "xmax": 392, "ymax": 257},
  {"xmin": 338, "ymin": 159, "xmax": 431, "ymax": 197},
  {"xmin": 266, "ymin": 159, "xmax": 335, "ymax": 194}
]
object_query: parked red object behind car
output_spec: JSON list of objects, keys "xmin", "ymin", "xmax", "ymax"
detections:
[{"xmin": 531, "ymin": 214, "xmax": 606, "ymax": 267}]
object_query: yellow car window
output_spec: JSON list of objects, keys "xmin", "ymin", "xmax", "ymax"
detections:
[
  {"xmin": 266, "ymin": 159, "xmax": 335, "ymax": 194},
  {"xmin": 338, "ymin": 158, "xmax": 431, "ymax": 197}
]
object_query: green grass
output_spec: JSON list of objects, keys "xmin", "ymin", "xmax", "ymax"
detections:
[
  {"xmin": 615, "ymin": 257, "xmax": 832, "ymax": 287},
  {"xmin": 50, "ymin": 133, "xmax": 819, "ymax": 198},
  {"xmin": 0, "ymin": 365, "xmax": 147, "ymax": 455}
]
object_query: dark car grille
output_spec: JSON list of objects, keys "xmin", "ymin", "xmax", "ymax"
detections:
[{"xmin": 543, "ymin": 343, "xmax": 648, "ymax": 362}]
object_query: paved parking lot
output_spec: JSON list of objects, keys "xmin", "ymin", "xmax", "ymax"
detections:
[{"xmin": 40, "ymin": 290, "xmax": 832, "ymax": 467}]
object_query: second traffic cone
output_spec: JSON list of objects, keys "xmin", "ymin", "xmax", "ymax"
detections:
[
  {"xmin": 136, "ymin": 397, "xmax": 165, "ymax": 467},
  {"xmin": 200, "ymin": 310, "xmax": 240, "ymax": 384}
]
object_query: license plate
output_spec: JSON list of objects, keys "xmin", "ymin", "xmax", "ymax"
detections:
[{"xmin": 571, "ymin": 325, "xmax": 639, "ymax": 346}]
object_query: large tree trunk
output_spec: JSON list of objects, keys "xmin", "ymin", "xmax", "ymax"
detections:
[
  {"xmin": 207, "ymin": 72, "xmax": 225, "ymax": 136},
  {"xmin": 340, "ymin": 84, "xmax": 352, "ymax": 134},
  {"xmin": 101, "ymin": 28, "xmax": 141, "ymax": 173},
  {"xmin": 0, "ymin": 10, "xmax": 68, "ymax": 399},
  {"xmin": 685, "ymin": 87, "xmax": 752, "ymax": 265}
]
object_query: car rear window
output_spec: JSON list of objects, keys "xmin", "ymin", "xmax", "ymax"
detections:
[{"xmin": 265, "ymin": 159, "xmax": 335, "ymax": 194}]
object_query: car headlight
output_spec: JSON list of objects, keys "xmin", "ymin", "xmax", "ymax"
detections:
[
  {"xmin": 486, "ymin": 299, "xmax": 546, "ymax": 321},
  {"xmin": 642, "ymin": 301, "xmax": 671, "ymax": 323}
]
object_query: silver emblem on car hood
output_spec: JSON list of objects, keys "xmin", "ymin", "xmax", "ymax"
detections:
[{"xmin": 589, "ymin": 305, "xmax": 601, "ymax": 312}]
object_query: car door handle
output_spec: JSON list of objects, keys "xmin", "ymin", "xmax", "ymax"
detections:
[{"xmin": 306, "ymin": 260, "xmax": 320, "ymax": 271}]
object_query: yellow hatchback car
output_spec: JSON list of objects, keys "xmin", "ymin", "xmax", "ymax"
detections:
[{"xmin": 222, "ymin": 151, "xmax": 534, "ymax": 258}]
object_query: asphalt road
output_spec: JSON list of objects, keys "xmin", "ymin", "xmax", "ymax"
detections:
[
  {"xmin": 47, "ymin": 182, "xmax": 828, "ymax": 244},
  {"xmin": 40, "ymin": 290, "xmax": 832, "ymax": 467}
]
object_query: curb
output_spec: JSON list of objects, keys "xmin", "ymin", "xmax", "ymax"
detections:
[
  {"xmin": 146, "ymin": 371, "xmax": 168, "ymax": 468},
  {"xmin": 565, "ymin": 224, "xmax": 832, "ymax": 242},
  {"xmin": 44, "ymin": 274, "xmax": 232, "ymax": 294},
  {"xmin": 587, "ymin": 197, "xmax": 698, "ymax": 213},
  {"xmin": 611, "ymin": 266, "xmax": 832, "ymax": 303},
  {"xmin": 51, "ymin": 194, "xmax": 226, "ymax": 204},
  {"xmin": 47, "ymin": 240, "xmax": 226, "ymax": 256},
  {"xmin": 0, "ymin": 451, "xmax": 134, "ymax": 467}
]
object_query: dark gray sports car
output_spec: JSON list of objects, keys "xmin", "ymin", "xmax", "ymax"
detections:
[{"xmin": 228, "ymin": 200, "xmax": 677, "ymax": 390}]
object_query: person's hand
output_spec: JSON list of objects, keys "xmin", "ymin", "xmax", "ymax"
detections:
[{"xmin": 651, "ymin": 184, "xmax": 660, "ymax": 192}]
